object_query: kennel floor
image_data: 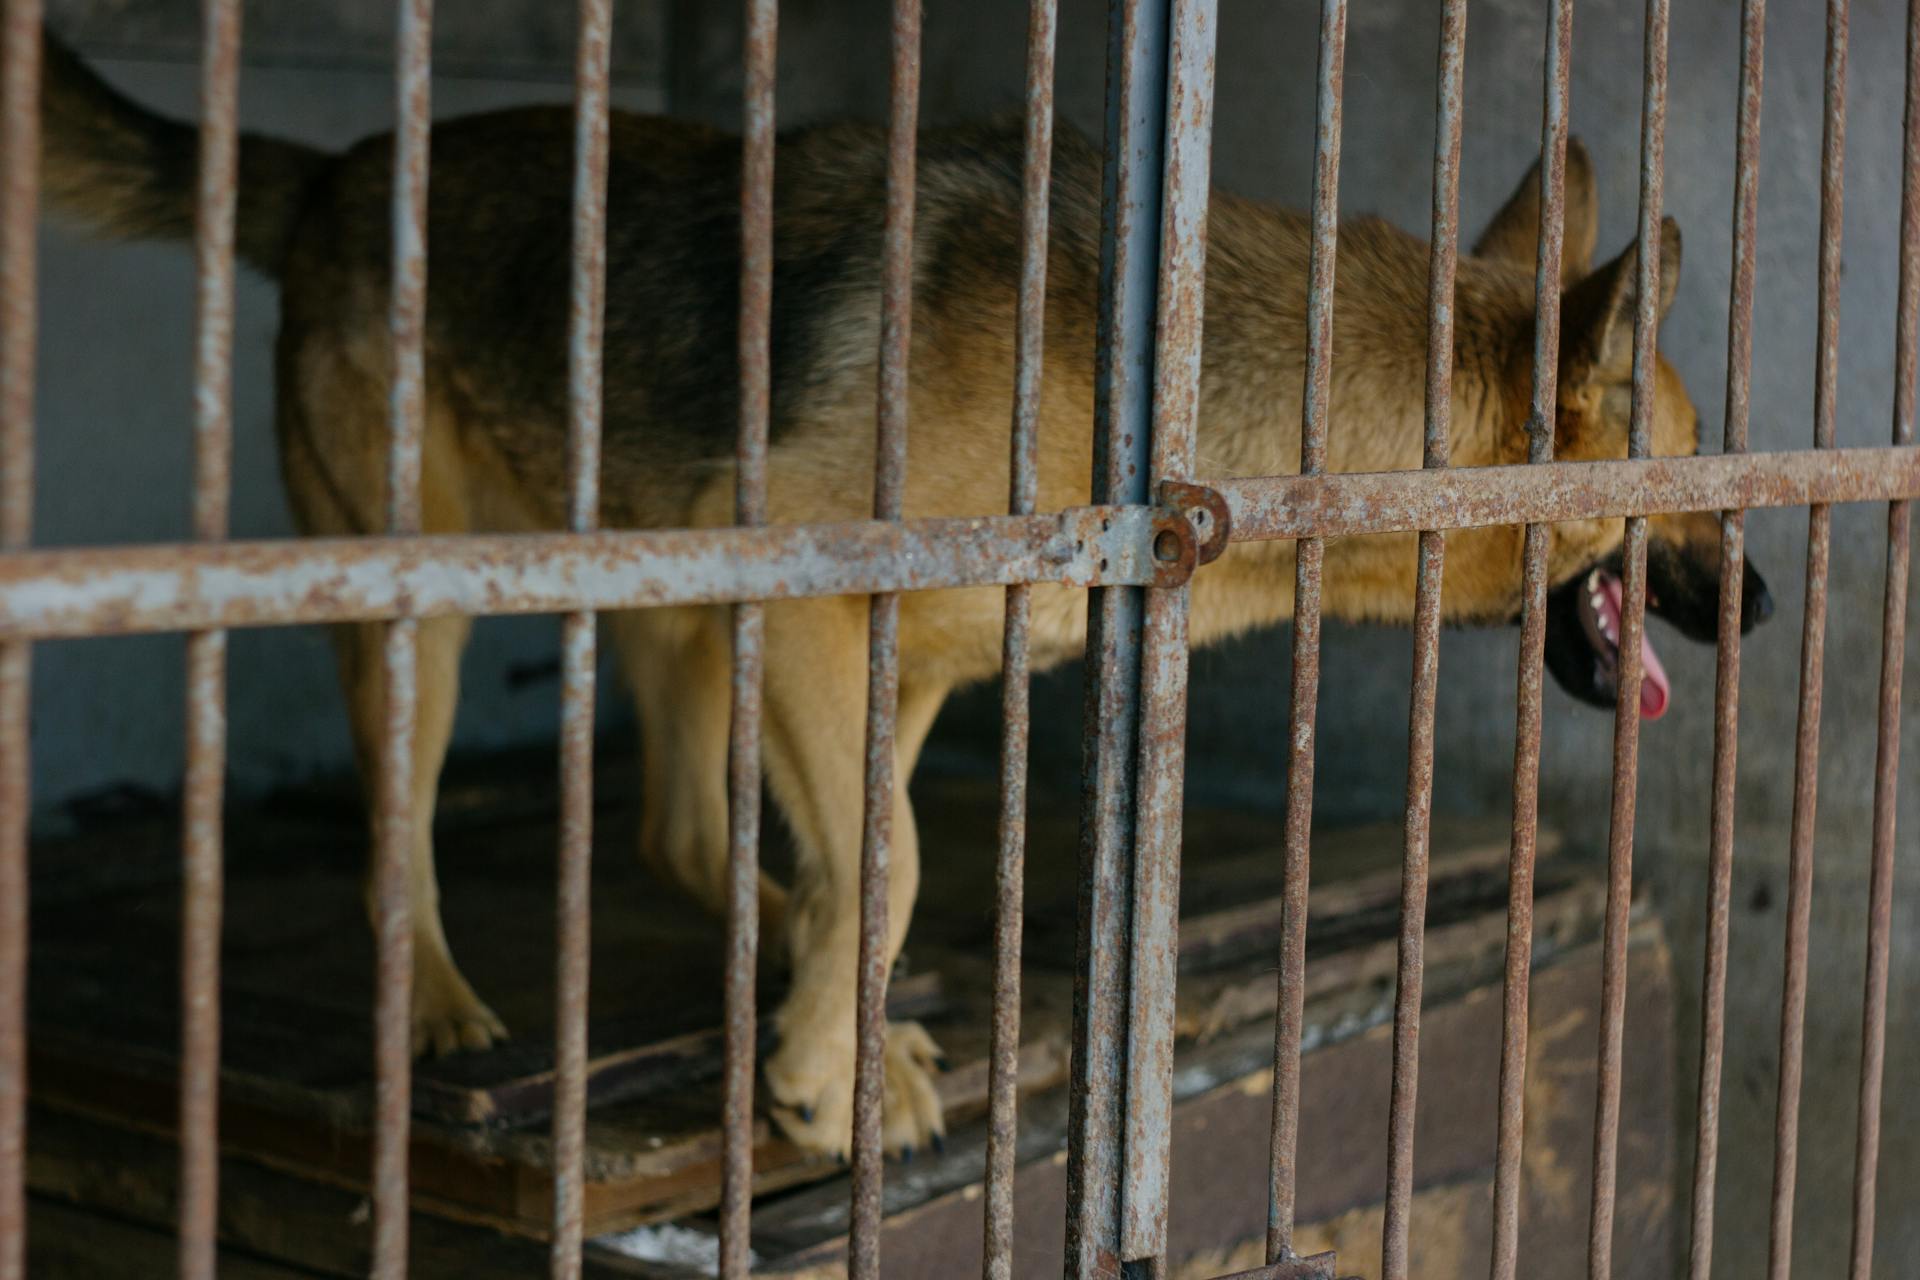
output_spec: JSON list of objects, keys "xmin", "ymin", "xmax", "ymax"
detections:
[{"xmin": 20, "ymin": 751, "xmax": 1677, "ymax": 1278}]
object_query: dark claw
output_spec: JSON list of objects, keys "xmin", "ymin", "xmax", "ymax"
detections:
[
  {"xmin": 799, "ymin": 1105, "xmax": 814, "ymax": 1124},
  {"xmin": 934, "ymin": 1055, "xmax": 951, "ymax": 1073},
  {"xmin": 931, "ymin": 1133, "xmax": 947, "ymax": 1156},
  {"xmin": 900, "ymin": 1146, "xmax": 914, "ymax": 1164},
  {"xmin": 835, "ymin": 1151, "xmax": 848, "ymax": 1168}
]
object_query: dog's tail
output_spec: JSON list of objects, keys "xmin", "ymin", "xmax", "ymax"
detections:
[{"xmin": 39, "ymin": 34, "xmax": 331, "ymax": 278}]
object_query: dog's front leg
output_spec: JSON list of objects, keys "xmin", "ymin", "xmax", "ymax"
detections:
[{"xmin": 758, "ymin": 599, "xmax": 947, "ymax": 1160}]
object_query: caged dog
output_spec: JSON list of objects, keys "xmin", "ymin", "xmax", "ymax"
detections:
[{"xmin": 37, "ymin": 35, "xmax": 1771, "ymax": 1160}]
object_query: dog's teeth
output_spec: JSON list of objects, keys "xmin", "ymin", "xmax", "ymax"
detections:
[{"xmin": 1590, "ymin": 592, "xmax": 1604, "ymax": 612}]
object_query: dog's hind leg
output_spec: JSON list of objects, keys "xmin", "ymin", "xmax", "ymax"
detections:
[
  {"xmin": 331, "ymin": 613, "xmax": 506, "ymax": 1056},
  {"xmin": 611, "ymin": 606, "xmax": 790, "ymax": 945},
  {"xmin": 758, "ymin": 595, "xmax": 950, "ymax": 1159},
  {"xmin": 275, "ymin": 334, "xmax": 504, "ymax": 1057}
]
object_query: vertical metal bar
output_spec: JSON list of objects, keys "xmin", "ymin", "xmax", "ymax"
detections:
[
  {"xmin": 373, "ymin": 3, "xmax": 433, "ymax": 1275},
  {"xmin": 847, "ymin": 3, "xmax": 919, "ymax": 1275},
  {"xmin": 984, "ymin": 3, "xmax": 1054, "ymax": 1276},
  {"xmin": 0, "ymin": 2, "xmax": 36, "ymax": 1276},
  {"xmin": 721, "ymin": 1, "xmax": 777, "ymax": 1275},
  {"xmin": 1587, "ymin": 0, "xmax": 1666, "ymax": 1273},
  {"xmin": 1380, "ymin": 5, "xmax": 1464, "ymax": 1277},
  {"xmin": 1488, "ymin": 4, "xmax": 1572, "ymax": 1277},
  {"xmin": 1767, "ymin": 3, "xmax": 1847, "ymax": 1276},
  {"xmin": 550, "ymin": 1, "xmax": 611, "ymax": 1275},
  {"xmin": 179, "ymin": 1, "xmax": 242, "ymax": 1275},
  {"xmin": 1686, "ymin": 1, "xmax": 1765, "ymax": 1276},
  {"xmin": 1067, "ymin": 0, "xmax": 1164, "ymax": 1272},
  {"xmin": 1118, "ymin": 0, "xmax": 1214, "ymax": 1263},
  {"xmin": 1265, "ymin": 0, "xmax": 1345, "ymax": 1263},
  {"xmin": 1847, "ymin": 10, "xmax": 1918, "ymax": 1274}
]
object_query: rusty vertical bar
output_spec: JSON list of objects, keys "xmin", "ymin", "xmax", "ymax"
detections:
[
  {"xmin": 1067, "ymin": 0, "xmax": 1164, "ymax": 1272},
  {"xmin": 1847, "ymin": 9, "xmax": 1918, "ymax": 1276},
  {"xmin": 1118, "ymin": 0, "xmax": 1214, "ymax": 1264},
  {"xmin": 372, "ymin": 2, "xmax": 433, "ymax": 1275},
  {"xmin": 983, "ymin": 2, "xmax": 1054, "ymax": 1277},
  {"xmin": 1487, "ymin": 4, "xmax": 1572, "ymax": 1277},
  {"xmin": 1265, "ymin": 0, "xmax": 1345, "ymax": 1263},
  {"xmin": 720, "ymin": 0, "xmax": 777, "ymax": 1275},
  {"xmin": 1587, "ymin": 0, "xmax": 1666, "ymax": 1274},
  {"xmin": 0, "ymin": 2, "xmax": 36, "ymax": 1277},
  {"xmin": 550, "ymin": 0, "xmax": 611, "ymax": 1275},
  {"xmin": 1767, "ymin": 3, "xmax": 1847, "ymax": 1277},
  {"xmin": 179, "ymin": 1, "xmax": 243, "ymax": 1276},
  {"xmin": 846, "ymin": 2, "xmax": 919, "ymax": 1275},
  {"xmin": 1685, "ymin": 1, "xmax": 1765, "ymax": 1277},
  {"xmin": 1380, "ymin": 4, "xmax": 1464, "ymax": 1277}
]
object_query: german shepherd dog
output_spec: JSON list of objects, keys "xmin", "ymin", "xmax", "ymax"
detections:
[{"xmin": 38, "ymin": 37, "xmax": 1771, "ymax": 1159}]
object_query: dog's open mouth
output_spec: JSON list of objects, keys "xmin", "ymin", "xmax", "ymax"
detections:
[{"xmin": 1575, "ymin": 568, "xmax": 1671, "ymax": 720}]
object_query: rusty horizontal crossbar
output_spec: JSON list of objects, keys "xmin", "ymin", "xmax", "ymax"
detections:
[
  {"xmin": 0, "ymin": 504, "xmax": 1188, "ymax": 640},
  {"xmin": 1220, "ymin": 445, "xmax": 1920, "ymax": 541}
]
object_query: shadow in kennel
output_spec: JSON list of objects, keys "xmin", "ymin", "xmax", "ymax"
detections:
[{"xmin": 21, "ymin": 753, "xmax": 1673, "ymax": 1279}]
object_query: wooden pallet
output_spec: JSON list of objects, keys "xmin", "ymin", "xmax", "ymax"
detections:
[{"xmin": 22, "ymin": 758, "xmax": 1671, "ymax": 1277}]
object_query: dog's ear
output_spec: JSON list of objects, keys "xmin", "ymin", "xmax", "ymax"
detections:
[
  {"xmin": 1473, "ymin": 137, "xmax": 1597, "ymax": 285},
  {"xmin": 1558, "ymin": 215, "xmax": 1682, "ymax": 387}
]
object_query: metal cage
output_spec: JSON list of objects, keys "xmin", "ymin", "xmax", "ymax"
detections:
[{"xmin": 0, "ymin": 0, "xmax": 1911, "ymax": 1277}]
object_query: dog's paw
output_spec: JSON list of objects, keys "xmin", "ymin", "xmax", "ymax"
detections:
[
  {"xmin": 411, "ymin": 960, "xmax": 508, "ymax": 1058},
  {"xmin": 766, "ymin": 1021, "xmax": 948, "ymax": 1161}
]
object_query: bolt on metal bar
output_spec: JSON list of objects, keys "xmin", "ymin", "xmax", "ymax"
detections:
[
  {"xmin": 179, "ymin": 1, "xmax": 242, "ymax": 1275},
  {"xmin": 1119, "ymin": 0, "xmax": 1215, "ymax": 1263},
  {"xmin": 1380, "ymin": 4, "xmax": 1464, "ymax": 1276},
  {"xmin": 847, "ymin": 2, "xmax": 921, "ymax": 1274},
  {"xmin": 550, "ymin": 1, "xmax": 612, "ymax": 1275},
  {"xmin": 1266, "ymin": 0, "xmax": 1345, "ymax": 1262},
  {"xmin": 1768, "ymin": 3, "xmax": 1848, "ymax": 1276},
  {"xmin": 1488, "ymin": 3, "xmax": 1572, "ymax": 1275},
  {"xmin": 0, "ymin": 1, "xmax": 37, "ymax": 1275},
  {"xmin": 1686, "ymin": 0, "xmax": 1765, "ymax": 1276},
  {"xmin": 720, "ymin": 0, "xmax": 777, "ymax": 1274},
  {"xmin": 983, "ymin": 2, "xmax": 1054, "ymax": 1276},
  {"xmin": 1587, "ymin": 0, "xmax": 1667, "ymax": 1271},
  {"xmin": 372, "ymin": 2, "xmax": 434, "ymax": 1275},
  {"xmin": 1847, "ymin": 9, "xmax": 1919, "ymax": 1274},
  {"xmin": 1067, "ymin": 0, "xmax": 1164, "ymax": 1271}
]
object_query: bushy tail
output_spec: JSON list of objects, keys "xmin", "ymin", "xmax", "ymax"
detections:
[{"xmin": 38, "ymin": 34, "xmax": 330, "ymax": 278}]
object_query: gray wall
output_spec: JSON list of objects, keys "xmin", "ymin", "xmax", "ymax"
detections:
[{"xmin": 29, "ymin": 1, "xmax": 1920, "ymax": 1276}]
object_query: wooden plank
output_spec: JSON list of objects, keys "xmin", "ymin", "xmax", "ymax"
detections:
[
  {"xmin": 28, "ymin": 1195, "xmax": 329, "ymax": 1280},
  {"xmin": 745, "ymin": 922, "xmax": 1673, "ymax": 1280}
]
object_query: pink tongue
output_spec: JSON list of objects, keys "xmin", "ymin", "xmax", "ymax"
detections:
[{"xmin": 1598, "ymin": 574, "xmax": 1671, "ymax": 720}]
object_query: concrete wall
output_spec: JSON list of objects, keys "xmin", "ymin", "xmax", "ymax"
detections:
[{"xmin": 29, "ymin": 1, "xmax": 1920, "ymax": 1275}]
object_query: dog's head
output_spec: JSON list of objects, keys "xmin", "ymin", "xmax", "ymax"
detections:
[{"xmin": 1471, "ymin": 139, "xmax": 1775, "ymax": 718}]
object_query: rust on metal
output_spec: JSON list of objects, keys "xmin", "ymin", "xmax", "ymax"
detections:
[
  {"xmin": 1218, "ymin": 446, "xmax": 1920, "ymax": 543},
  {"xmin": 373, "ymin": 3, "xmax": 435, "ymax": 1275},
  {"xmin": 1157, "ymin": 479, "xmax": 1230, "ymax": 564},
  {"xmin": 1268, "ymin": 0, "xmax": 1346, "ymax": 1263},
  {"xmin": 1069, "ymin": 0, "xmax": 1163, "ymax": 1269},
  {"xmin": 1489, "ymin": 2, "xmax": 1573, "ymax": 1273},
  {"xmin": 1687, "ymin": 1, "xmax": 1766, "ymax": 1277},
  {"xmin": 721, "ymin": 0, "xmax": 778, "ymax": 1274},
  {"xmin": 0, "ymin": 0, "xmax": 37, "ymax": 1272},
  {"xmin": 0, "ymin": 505, "xmax": 1184, "ymax": 640},
  {"xmin": 849, "ymin": 1, "xmax": 922, "ymax": 1273},
  {"xmin": 985, "ymin": 1, "xmax": 1055, "ymax": 1275},
  {"xmin": 1769, "ymin": 4, "xmax": 1848, "ymax": 1276},
  {"xmin": 551, "ymin": 1, "xmax": 613, "ymax": 1275},
  {"xmin": 1120, "ymin": 0, "xmax": 1215, "ymax": 1261},
  {"xmin": 1848, "ymin": 6, "xmax": 1918, "ymax": 1274},
  {"xmin": 179, "ymin": 1, "xmax": 243, "ymax": 1275},
  {"xmin": 1588, "ymin": 0, "xmax": 1669, "ymax": 1269},
  {"xmin": 1381, "ymin": 3, "xmax": 1464, "ymax": 1274}
]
